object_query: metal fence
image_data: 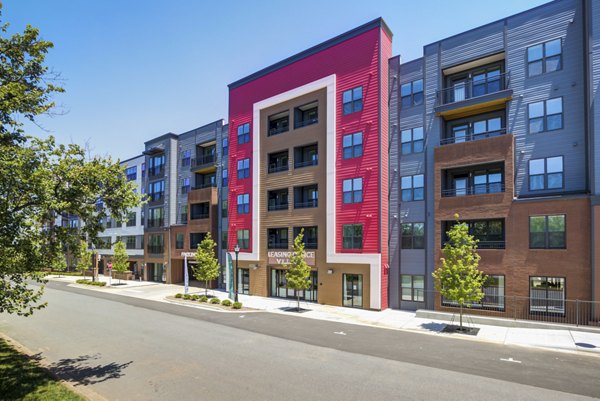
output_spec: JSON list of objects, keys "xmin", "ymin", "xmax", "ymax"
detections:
[{"xmin": 424, "ymin": 290, "xmax": 600, "ymax": 327}]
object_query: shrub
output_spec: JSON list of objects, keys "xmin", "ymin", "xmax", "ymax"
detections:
[
  {"xmin": 191, "ymin": 295, "xmax": 200, "ymax": 301},
  {"xmin": 175, "ymin": 293, "xmax": 183, "ymax": 299},
  {"xmin": 199, "ymin": 296, "xmax": 208, "ymax": 303},
  {"xmin": 221, "ymin": 299, "xmax": 232, "ymax": 307},
  {"xmin": 75, "ymin": 279, "xmax": 106, "ymax": 287},
  {"xmin": 210, "ymin": 298, "xmax": 221, "ymax": 304},
  {"xmin": 183, "ymin": 294, "xmax": 191, "ymax": 300},
  {"xmin": 232, "ymin": 302, "xmax": 242, "ymax": 309}
]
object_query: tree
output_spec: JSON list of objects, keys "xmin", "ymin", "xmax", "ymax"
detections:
[
  {"xmin": 192, "ymin": 233, "xmax": 219, "ymax": 296},
  {"xmin": 432, "ymin": 214, "xmax": 487, "ymax": 331},
  {"xmin": 0, "ymin": 12, "xmax": 143, "ymax": 316},
  {"xmin": 112, "ymin": 241, "xmax": 129, "ymax": 285},
  {"xmin": 51, "ymin": 254, "xmax": 67, "ymax": 278},
  {"xmin": 286, "ymin": 229, "xmax": 312, "ymax": 312},
  {"xmin": 76, "ymin": 241, "xmax": 92, "ymax": 280}
]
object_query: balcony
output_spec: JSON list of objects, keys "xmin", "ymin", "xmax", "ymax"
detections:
[
  {"xmin": 148, "ymin": 166, "xmax": 164, "ymax": 178},
  {"xmin": 268, "ymin": 111, "xmax": 290, "ymax": 136},
  {"xmin": 294, "ymin": 199, "xmax": 318, "ymax": 209},
  {"xmin": 294, "ymin": 102, "xmax": 318, "ymax": 129},
  {"xmin": 147, "ymin": 245, "xmax": 164, "ymax": 254},
  {"xmin": 442, "ymin": 182, "xmax": 505, "ymax": 198},
  {"xmin": 193, "ymin": 182, "xmax": 217, "ymax": 190},
  {"xmin": 147, "ymin": 192, "xmax": 164, "ymax": 205},
  {"xmin": 294, "ymin": 143, "xmax": 318, "ymax": 169},
  {"xmin": 440, "ymin": 128, "xmax": 506, "ymax": 146},
  {"xmin": 435, "ymin": 71, "xmax": 512, "ymax": 119},
  {"xmin": 268, "ymin": 150, "xmax": 289, "ymax": 174},
  {"xmin": 191, "ymin": 154, "xmax": 216, "ymax": 172}
]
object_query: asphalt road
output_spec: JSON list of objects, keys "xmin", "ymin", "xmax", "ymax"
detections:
[{"xmin": 1, "ymin": 281, "xmax": 599, "ymax": 401}]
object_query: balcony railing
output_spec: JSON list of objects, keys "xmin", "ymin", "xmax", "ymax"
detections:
[
  {"xmin": 268, "ymin": 242, "xmax": 288, "ymax": 249},
  {"xmin": 193, "ymin": 182, "xmax": 217, "ymax": 190},
  {"xmin": 268, "ymin": 163, "xmax": 288, "ymax": 173},
  {"xmin": 442, "ymin": 183, "xmax": 505, "ymax": 197},
  {"xmin": 303, "ymin": 241, "xmax": 317, "ymax": 249},
  {"xmin": 147, "ymin": 245, "xmax": 164, "ymax": 254},
  {"xmin": 295, "ymin": 117, "xmax": 318, "ymax": 128},
  {"xmin": 268, "ymin": 203, "xmax": 288, "ymax": 211},
  {"xmin": 147, "ymin": 219, "xmax": 164, "ymax": 228},
  {"xmin": 294, "ymin": 159, "xmax": 318, "ymax": 168},
  {"xmin": 476, "ymin": 240, "xmax": 505, "ymax": 249},
  {"xmin": 437, "ymin": 71, "xmax": 510, "ymax": 105},
  {"xmin": 148, "ymin": 167, "xmax": 164, "ymax": 178},
  {"xmin": 440, "ymin": 128, "xmax": 507, "ymax": 146},
  {"xmin": 192, "ymin": 154, "xmax": 216, "ymax": 168},
  {"xmin": 269, "ymin": 125, "xmax": 289, "ymax": 136},
  {"xmin": 294, "ymin": 199, "xmax": 318, "ymax": 209},
  {"xmin": 190, "ymin": 213, "xmax": 209, "ymax": 220}
]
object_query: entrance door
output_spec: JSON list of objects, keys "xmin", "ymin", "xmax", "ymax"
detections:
[
  {"xmin": 238, "ymin": 268, "xmax": 250, "ymax": 294},
  {"xmin": 270, "ymin": 269, "xmax": 317, "ymax": 302},
  {"xmin": 343, "ymin": 274, "xmax": 363, "ymax": 308},
  {"xmin": 451, "ymin": 124, "xmax": 468, "ymax": 144},
  {"xmin": 451, "ymin": 80, "xmax": 467, "ymax": 102},
  {"xmin": 453, "ymin": 176, "xmax": 468, "ymax": 196}
]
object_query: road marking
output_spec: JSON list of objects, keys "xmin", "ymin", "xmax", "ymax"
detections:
[
  {"xmin": 239, "ymin": 315, "xmax": 245, "ymax": 318},
  {"xmin": 500, "ymin": 357, "xmax": 522, "ymax": 364},
  {"xmin": 334, "ymin": 331, "xmax": 347, "ymax": 336}
]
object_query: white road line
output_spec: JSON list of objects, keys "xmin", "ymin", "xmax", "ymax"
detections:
[
  {"xmin": 334, "ymin": 331, "xmax": 347, "ymax": 336},
  {"xmin": 500, "ymin": 357, "xmax": 522, "ymax": 364}
]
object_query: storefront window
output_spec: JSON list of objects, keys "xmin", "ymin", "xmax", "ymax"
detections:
[
  {"xmin": 342, "ymin": 274, "xmax": 363, "ymax": 308},
  {"xmin": 270, "ymin": 269, "xmax": 317, "ymax": 302}
]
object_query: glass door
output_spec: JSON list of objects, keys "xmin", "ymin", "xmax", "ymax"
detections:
[
  {"xmin": 343, "ymin": 274, "xmax": 363, "ymax": 308},
  {"xmin": 452, "ymin": 124, "xmax": 468, "ymax": 144},
  {"xmin": 453, "ymin": 177, "xmax": 468, "ymax": 196},
  {"xmin": 238, "ymin": 268, "xmax": 250, "ymax": 295},
  {"xmin": 452, "ymin": 80, "xmax": 467, "ymax": 102}
]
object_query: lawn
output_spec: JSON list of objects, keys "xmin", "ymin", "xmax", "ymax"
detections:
[{"xmin": 0, "ymin": 339, "xmax": 84, "ymax": 401}]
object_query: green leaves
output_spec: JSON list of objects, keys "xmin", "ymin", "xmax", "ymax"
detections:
[
  {"xmin": 112, "ymin": 241, "xmax": 129, "ymax": 274},
  {"xmin": 192, "ymin": 233, "xmax": 220, "ymax": 283},
  {"xmin": 286, "ymin": 229, "xmax": 312, "ymax": 291}
]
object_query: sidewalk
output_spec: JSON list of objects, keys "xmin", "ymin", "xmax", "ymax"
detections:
[{"xmin": 46, "ymin": 275, "xmax": 600, "ymax": 356}]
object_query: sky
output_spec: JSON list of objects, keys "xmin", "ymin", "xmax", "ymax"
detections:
[{"xmin": 3, "ymin": 0, "xmax": 549, "ymax": 161}]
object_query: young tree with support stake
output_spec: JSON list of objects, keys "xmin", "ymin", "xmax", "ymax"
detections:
[
  {"xmin": 192, "ymin": 233, "xmax": 219, "ymax": 297},
  {"xmin": 286, "ymin": 229, "xmax": 311, "ymax": 312},
  {"xmin": 76, "ymin": 241, "xmax": 92, "ymax": 280},
  {"xmin": 112, "ymin": 241, "xmax": 129, "ymax": 285},
  {"xmin": 432, "ymin": 214, "xmax": 487, "ymax": 331}
]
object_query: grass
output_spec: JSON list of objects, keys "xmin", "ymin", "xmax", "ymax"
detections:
[
  {"xmin": 42, "ymin": 271, "xmax": 83, "ymax": 277},
  {"xmin": 0, "ymin": 339, "xmax": 84, "ymax": 401},
  {"xmin": 75, "ymin": 279, "xmax": 106, "ymax": 287}
]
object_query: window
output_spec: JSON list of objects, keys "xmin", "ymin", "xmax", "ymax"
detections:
[
  {"xmin": 342, "ymin": 178, "xmax": 363, "ymax": 204},
  {"xmin": 149, "ymin": 180, "xmax": 164, "ymax": 202},
  {"xmin": 471, "ymin": 67, "xmax": 501, "ymax": 97},
  {"xmin": 237, "ymin": 194, "xmax": 249, "ymax": 214},
  {"xmin": 180, "ymin": 205, "xmax": 188, "ymax": 224},
  {"xmin": 237, "ymin": 123, "xmax": 250, "ymax": 145},
  {"xmin": 221, "ymin": 200, "xmax": 228, "ymax": 218},
  {"xmin": 95, "ymin": 236, "xmax": 111, "ymax": 249},
  {"xmin": 400, "ymin": 79, "xmax": 423, "ymax": 108},
  {"xmin": 294, "ymin": 185, "xmax": 318, "ymax": 208},
  {"xmin": 342, "ymin": 132, "xmax": 363, "ymax": 159},
  {"xmin": 147, "ymin": 234, "xmax": 164, "ymax": 254},
  {"xmin": 222, "ymin": 169, "xmax": 228, "ymax": 187},
  {"xmin": 294, "ymin": 101, "xmax": 318, "ymax": 128},
  {"xmin": 190, "ymin": 202, "xmax": 209, "ymax": 220},
  {"xmin": 125, "ymin": 166, "xmax": 137, "ymax": 181},
  {"xmin": 401, "ymin": 223, "xmax": 424, "ymax": 249},
  {"xmin": 401, "ymin": 127, "xmax": 424, "ymax": 155},
  {"xmin": 147, "ymin": 207, "xmax": 164, "ymax": 228},
  {"xmin": 342, "ymin": 224, "xmax": 363, "ymax": 249},
  {"xmin": 343, "ymin": 86, "xmax": 363, "ymax": 115},
  {"xmin": 237, "ymin": 158, "xmax": 250, "ymax": 179},
  {"xmin": 181, "ymin": 150, "xmax": 191, "ymax": 167},
  {"xmin": 528, "ymin": 98, "xmax": 563, "ymax": 133},
  {"xmin": 528, "ymin": 39, "xmax": 562, "ymax": 77},
  {"xmin": 293, "ymin": 226, "xmax": 318, "ymax": 249},
  {"xmin": 294, "ymin": 144, "xmax": 318, "ymax": 168},
  {"xmin": 141, "ymin": 162, "xmax": 146, "ymax": 178},
  {"xmin": 126, "ymin": 212, "xmax": 136, "ymax": 227},
  {"xmin": 237, "ymin": 229, "xmax": 249, "ymax": 249},
  {"xmin": 268, "ymin": 151, "xmax": 288, "ymax": 173},
  {"xmin": 222, "ymin": 137, "xmax": 229, "ymax": 156},
  {"xmin": 443, "ymin": 275, "xmax": 505, "ymax": 311},
  {"xmin": 181, "ymin": 177, "xmax": 190, "ymax": 194},
  {"xmin": 268, "ymin": 111, "xmax": 289, "ymax": 136},
  {"xmin": 190, "ymin": 233, "xmax": 207, "ymax": 250},
  {"xmin": 267, "ymin": 228, "xmax": 288, "ymax": 249},
  {"xmin": 176, "ymin": 233, "xmax": 184, "ymax": 249},
  {"xmin": 268, "ymin": 188, "xmax": 288, "ymax": 211},
  {"xmin": 443, "ymin": 219, "xmax": 505, "ymax": 249},
  {"xmin": 401, "ymin": 174, "xmax": 424, "ymax": 201},
  {"xmin": 529, "ymin": 156, "xmax": 563, "ymax": 190},
  {"xmin": 124, "ymin": 236, "xmax": 137, "ymax": 250},
  {"xmin": 530, "ymin": 277, "xmax": 565, "ymax": 314},
  {"xmin": 149, "ymin": 154, "xmax": 165, "ymax": 177},
  {"xmin": 529, "ymin": 215, "xmax": 565, "ymax": 249},
  {"xmin": 401, "ymin": 275, "xmax": 424, "ymax": 302},
  {"xmin": 221, "ymin": 231, "xmax": 228, "ymax": 250}
]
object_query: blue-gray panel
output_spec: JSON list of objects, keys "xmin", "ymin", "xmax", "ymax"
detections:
[
  {"xmin": 440, "ymin": 21, "xmax": 504, "ymax": 69},
  {"xmin": 400, "ymin": 250, "xmax": 426, "ymax": 275},
  {"xmin": 506, "ymin": 0, "xmax": 586, "ymax": 196},
  {"xmin": 591, "ymin": 0, "xmax": 600, "ymax": 195},
  {"xmin": 399, "ymin": 58, "xmax": 423, "ymax": 85},
  {"xmin": 388, "ymin": 57, "xmax": 401, "ymax": 309}
]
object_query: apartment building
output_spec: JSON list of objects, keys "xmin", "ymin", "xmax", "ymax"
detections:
[
  {"xmin": 389, "ymin": 0, "xmax": 600, "ymax": 318},
  {"xmin": 142, "ymin": 120, "xmax": 228, "ymax": 284},
  {"xmin": 91, "ymin": 154, "xmax": 146, "ymax": 275},
  {"xmin": 227, "ymin": 18, "xmax": 391, "ymax": 309}
]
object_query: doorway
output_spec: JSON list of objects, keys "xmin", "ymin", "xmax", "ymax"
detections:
[{"xmin": 343, "ymin": 274, "xmax": 363, "ymax": 308}]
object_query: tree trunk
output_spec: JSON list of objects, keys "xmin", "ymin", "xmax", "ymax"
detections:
[
  {"xmin": 297, "ymin": 294, "xmax": 300, "ymax": 312},
  {"xmin": 206, "ymin": 281, "xmax": 208, "ymax": 297},
  {"xmin": 460, "ymin": 304, "xmax": 463, "ymax": 331}
]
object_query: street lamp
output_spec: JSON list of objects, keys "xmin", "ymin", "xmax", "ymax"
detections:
[{"xmin": 234, "ymin": 243, "xmax": 240, "ymax": 302}]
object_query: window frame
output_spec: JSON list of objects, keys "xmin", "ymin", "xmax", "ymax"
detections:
[
  {"xmin": 529, "ymin": 214, "xmax": 566, "ymax": 249},
  {"xmin": 181, "ymin": 150, "xmax": 191, "ymax": 167},
  {"xmin": 400, "ymin": 79, "xmax": 424, "ymax": 109},
  {"xmin": 237, "ymin": 193, "xmax": 250, "ymax": 214},
  {"xmin": 237, "ymin": 229, "xmax": 250, "ymax": 249},
  {"xmin": 401, "ymin": 275, "xmax": 425, "ymax": 302},
  {"xmin": 342, "ymin": 132, "xmax": 363, "ymax": 160},
  {"xmin": 528, "ymin": 156, "xmax": 564, "ymax": 191},
  {"xmin": 401, "ymin": 222, "xmax": 425, "ymax": 249},
  {"xmin": 342, "ymin": 86, "xmax": 363, "ymax": 115},
  {"xmin": 342, "ymin": 224, "xmax": 363, "ymax": 250},
  {"xmin": 400, "ymin": 127, "xmax": 425, "ymax": 155},
  {"xmin": 527, "ymin": 38, "xmax": 563, "ymax": 77},
  {"xmin": 237, "ymin": 123, "xmax": 250, "ymax": 145},
  {"xmin": 529, "ymin": 276, "xmax": 566, "ymax": 315},
  {"xmin": 237, "ymin": 158, "xmax": 250, "ymax": 179},
  {"xmin": 401, "ymin": 174, "xmax": 424, "ymax": 202},
  {"xmin": 528, "ymin": 97, "xmax": 563, "ymax": 134},
  {"xmin": 342, "ymin": 177, "xmax": 363, "ymax": 204}
]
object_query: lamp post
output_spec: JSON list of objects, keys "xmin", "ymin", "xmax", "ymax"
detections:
[{"xmin": 234, "ymin": 243, "xmax": 240, "ymax": 302}]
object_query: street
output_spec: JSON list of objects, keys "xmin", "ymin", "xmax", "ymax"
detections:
[{"xmin": 1, "ymin": 281, "xmax": 599, "ymax": 401}]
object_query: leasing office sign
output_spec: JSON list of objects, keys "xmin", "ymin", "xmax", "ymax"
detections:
[{"xmin": 267, "ymin": 251, "xmax": 316, "ymax": 266}]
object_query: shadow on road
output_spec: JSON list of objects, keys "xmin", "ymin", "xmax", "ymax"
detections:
[
  {"xmin": 419, "ymin": 322, "xmax": 446, "ymax": 333},
  {"xmin": 47, "ymin": 353, "xmax": 133, "ymax": 385}
]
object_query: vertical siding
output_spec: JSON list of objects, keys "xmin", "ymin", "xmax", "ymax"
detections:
[
  {"xmin": 440, "ymin": 21, "xmax": 504, "ymax": 68},
  {"xmin": 591, "ymin": 0, "xmax": 600, "ymax": 195},
  {"xmin": 388, "ymin": 56, "xmax": 400, "ymax": 308},
  {"xmin": 507, "ymin": 0, "xmax": 586, "ymax": 196}
]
